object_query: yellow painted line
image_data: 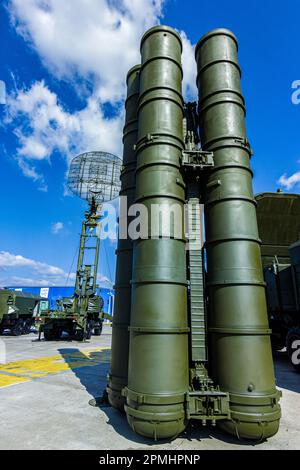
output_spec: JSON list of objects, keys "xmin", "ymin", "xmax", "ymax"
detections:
[
  {"xmin": 0, "ymin": 347, "xmax": 110, "ymax": 388},
  {"xmin": 0, "ymin": 374, "xmax": 30, "ymax": 387}
]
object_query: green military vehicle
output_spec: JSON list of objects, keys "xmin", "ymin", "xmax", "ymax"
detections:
[
  {"xmin": 37, "ymin": 283, "xmax": 105, "ymax": 341},
  {"xmin": 108, "ymin": 27, "xmax": 282, "ymax": 441},
  {"xmin": 37, "ymin": 150, "xmax": 121, "ymax": 342},
  {"xmin": 37, "ymin": 196, "xmax": 106, "ymax": 342},
  {"xmin": 0, "ymin": 289, "xmax": 49, "ymax": 336},
  {"xmin": 256, "ymin": 191, "xmax": 300, "ymax": 370}
]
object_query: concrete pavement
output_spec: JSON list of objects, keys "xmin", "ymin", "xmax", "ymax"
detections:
[{"xmin": 0, "ymin": 326, "xmax": 299, "ymax": 450}]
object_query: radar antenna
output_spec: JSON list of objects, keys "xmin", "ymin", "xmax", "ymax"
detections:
[{"xmin": 66, "ymin": 151, "xmax": 122, "ymax": 339}]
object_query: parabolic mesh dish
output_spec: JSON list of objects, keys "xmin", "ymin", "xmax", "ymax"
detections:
[{"xmin": 67, "ymin": 151, "xmax": 122, "ymax": 204}]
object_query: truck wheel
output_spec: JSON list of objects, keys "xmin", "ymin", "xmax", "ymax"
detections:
[
  {"xmin": 74, "ymin": 329, "xmax": 86, "ymax": 341},
  {"xmin": 86, "ymin": 322, "xmax": 93, "ymax": 340},
  {"xmin": 286, "ymin": 327, "xmax": 300, "ymax": 372},
  {"xmin": 12, "ymin": 320, "xmax": 24, "ymax": 336},
  {"xmin": 93, "ymin": 324, "xmax": 103, "ymax": 336},
  {"xmin": 22, "ymin": 320, "xmax": 32, "ymax": 335},
  {"xmin": 44, "ymin": 329, "xmax": 55, "ymax": 341},
  {"xmin": 54, "ymin": 329, "xmax": 62, "ymax": 340}
]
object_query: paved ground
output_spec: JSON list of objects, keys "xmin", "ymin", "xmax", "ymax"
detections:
[{"xmin": 0, "ymin": 325, "xmax": 299, "ymax": 450}]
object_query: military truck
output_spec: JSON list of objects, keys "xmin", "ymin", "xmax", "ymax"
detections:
[
  {"xmin": 36, "ymin": 288, "xmax": 104, "ymax": 341},
  {"xmin": 0, "ymin": 289, "xmax": 49, "ymax": 336},
  {"xmin": 36, "ymin": 150, "xmax": 120, "ymax": 342},
  {"xmin": 256, "ymin": 191, "xmax": 300, "ymax": 370},
  {"xmin": 36, "ymin": 197, "xmax": 105, "ymax": 342}
]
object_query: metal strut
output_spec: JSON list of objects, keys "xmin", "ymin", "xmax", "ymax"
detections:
[
  {"xmin": 183, "ymin": 101, "xmax": 230, "ymax": 421},
  {"xmin": 73, "ymin": 196, "xmax": 101, "ymax": 331}
]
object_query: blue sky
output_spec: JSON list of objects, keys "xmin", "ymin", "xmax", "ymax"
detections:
[{"xmin": 0, "ymin": 0, "xmax": 299, "ymax": 288}]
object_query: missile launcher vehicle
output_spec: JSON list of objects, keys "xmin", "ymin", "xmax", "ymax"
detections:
[{"xmin": 107, "ymin": 25, "xmax": 282, "ymax": 441}]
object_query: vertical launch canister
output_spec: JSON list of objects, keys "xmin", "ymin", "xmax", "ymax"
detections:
[
  {"xmin": 107, "ymin": 65, "xmax": 140, "ymax": 410},
  {"xmin": 195, "ymin": 29, "xmax": 281, "ymax": 439},
  {"xmin": 123, "ymin": 26, "xmax": 190, "ymax": 440}
]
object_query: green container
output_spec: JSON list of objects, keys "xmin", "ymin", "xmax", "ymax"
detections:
[
  {"xmin": 107, "ymin": 65, "xmax": 140, "ymax": 410},
  {"xmin": 256, "ymin": 192, "xmax": 300, "ymax": 266},
  {"xmin": 124, "ymin": 25, "xmax": 189, "ymax": 440},
  {"xmin": 0, "ymin": 289, "xmax": 42, "ymax": 335},
  {"xmin": 195, "ymin": 29, "xmax": 281, "ymax": 439}
]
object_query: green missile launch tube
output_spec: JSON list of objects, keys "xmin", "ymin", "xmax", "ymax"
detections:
[
  {"xmin": 195, "ymin": 29, "xmax": 281, "ymax": 439},
  {"xmin": 123, "ymin": 26, "xmax": 189, "ymax": 440},
  {"xmin": 107, "ymin": 65, "xmax": 140, "ymax": 410}
]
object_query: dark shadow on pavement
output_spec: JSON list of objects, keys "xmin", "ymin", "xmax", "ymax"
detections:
[
  {"xmin": 273, "ymin": 350, "xmax": 300, "ymax": 393},
  {"xmin": 58, "ymin": 347, "xmax": 160, "ymax": 445},
  {"xmin": 180, "ymin": 421, "xmax": 265, "ymax": 447},
  {"xmin": 57, "ymin": 347, "xmax": 271, "ymax": 447}
]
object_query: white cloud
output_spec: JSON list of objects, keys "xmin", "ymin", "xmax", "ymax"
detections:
[
  {"xmin": 180, "ymin": 31, "xmax": 197, "ymax": 101},
  {"xmin": 0, "ymin": 274, "xmax": 112, "ymax": 288},
  {"xmin": 0, "ymin": 80, "xmax": 6, "ymax": 104},
  {"xmin": 97, "ymin": 274, "xmax": 113, "ymax": 289},
  {"xmin": 1, "ymin": 276, "xmax": 57, "ymax": 287},
  {"xmin": 6, "ymin": 0, "xmax": 197, "ymax": 188},
  {"xmin": 6, "ymin": 80, "xmax": 124, "ymax": 175},
  {"xmin": 0, "ymin": 251, "xmax": 66, "ymax": 276},
  {"xmin": 9, "ymin": 0, "xmax": 164, "ymax": 102},
  {"xmin": 0, "ymin": 251, "xmax": 113, "ymax": 288},
  {"xmin": 17, "ymin": 158, "xmax": 48, "ymax": 191},
  {"xmin": 51, "ymin": 221, "xmax": 64, "ymax": 234},
  {"xmin": 278, "ymin": 169, "xmax": 300, "ymax": 191}
]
